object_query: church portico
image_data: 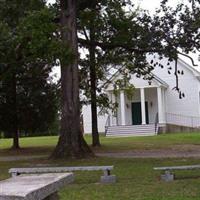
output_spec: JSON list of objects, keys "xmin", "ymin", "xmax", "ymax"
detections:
[
  {"xmin": 107, "ymin": 72, "xmax": 168, "ymax": 130},
  {"xmin": 108, "ymin": 86, "xmax": 166, "ymax": 125}
]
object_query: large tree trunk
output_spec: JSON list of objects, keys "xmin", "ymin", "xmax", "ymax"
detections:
[
  {"xmin": 89, "ymin": 21, "xmax": 100, "ymax": 147},
  {"xmin": 51, "ymin": 0, "xmax": 93, "ymax": 159}
]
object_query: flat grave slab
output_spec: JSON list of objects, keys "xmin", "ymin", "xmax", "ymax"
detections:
[{"xmin": 0, "ymin": 173, "xmax": 74, "ymax": 200}]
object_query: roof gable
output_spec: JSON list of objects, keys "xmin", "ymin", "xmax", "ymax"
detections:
[
  {"xmin": 105, "ymin": 71, "xmax": 168, "ymax": 91},
  {"xmin": 105, "ymin": 55, "xmax": 200, "ymax": 91},
  {"xmin": 178, "ymin": 58, "xmax": 200, "ymax": 78}
]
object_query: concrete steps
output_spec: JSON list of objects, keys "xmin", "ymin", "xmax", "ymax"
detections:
[{"xmin": 106, "ymin": 124, "xmax": 156, "ymax": 137}]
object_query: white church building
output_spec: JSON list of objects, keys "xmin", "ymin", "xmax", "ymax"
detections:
[{"xmin": 83, "ymin": 56, "xmax": 200, "ymax": 136}]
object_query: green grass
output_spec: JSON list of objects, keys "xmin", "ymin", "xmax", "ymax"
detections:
[
  {"xmin": 1, "ymin": 157, "xmax": 200, "ymax": 199},
  {"xmin": 92, "ymin": 132, "xmax": 200, "ymax": 152},
  {"xmin": 1, "ymin": 133, "xmax": 200, "ymax": 199},
  {"xmin": 0, "ymin": 136, "xmax": 58, "ymax": 149},
  {"xmin": 1, "ymin": 132, "xmax": 200, "ymax": 155}
]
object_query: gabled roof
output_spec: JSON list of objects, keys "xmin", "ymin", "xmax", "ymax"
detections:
[
  {"xmin": 151, "ymin": 73, "xmax": 169, "ymax": 88},
  {"xmin": 104, "ymin": 67, "xmax": 168, "ymax": 90},
  {"xmin": 104, "ymin": 56, "xmax": 200, "ymax": 90},
  {"xmin": 178, "ymin": 58, "xmax": 200, "ymax": 79}
]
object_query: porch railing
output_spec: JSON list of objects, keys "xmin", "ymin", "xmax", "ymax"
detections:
[
  {"xmin": 166, "ymin": 112, "xmax": 200, "ymax": 128},
  {"xmin": 105, "ymin": 115, "xmax": 111, "ymax": 135},
  {"xmin": 154, "ymin": 113, "xmax": 159, "ymax": 134}
]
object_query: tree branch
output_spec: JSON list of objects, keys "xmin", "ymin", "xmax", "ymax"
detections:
[
  {"xmin": 99, "ymin": 65, "xmax": 126, "ymax": 90},
  {"xmin": 178, "ymin": 51, "xmax": 198, "ymax": 67},
  {"xmin": 172, "ymin": 59, "xmax": 179, "ymax": 91},
  {"xmin": 78, "ymin": 38, "xmax": 164, "ymax": 53},
  {"xmin": 83, "ymin": 26, "xmax": 89, "ymax": 41}
]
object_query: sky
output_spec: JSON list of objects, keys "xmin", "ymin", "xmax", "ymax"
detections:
[
  {"xmin": 47, "ymin": 0, "xmax": 182, "ymax": 11},
  {"xmin": 47, "ymin": 0, "xmax": 177, "ymax": 8},
  {"xmin": 136, "ymin": 0, "xmax": 177, "ymax": 12},
  {"xmin": 47, "ymin": 0, "xmax": 200, "ymax": 78}
]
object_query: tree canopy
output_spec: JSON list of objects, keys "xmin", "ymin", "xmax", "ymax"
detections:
[{"xmin": 0, "ymin": 0, "xmax": 65, "ymax": 148}]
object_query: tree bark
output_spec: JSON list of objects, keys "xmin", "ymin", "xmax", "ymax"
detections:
[
  {"xmin": 89, "ymin": 20, "xmax": 100, "ymax": 147},
  {"xmin": 51, "ymin": 0, "xmax": 93, "ymax": 159},
  {"xmin": 11, "ymin": 72, "xmax": 20, "ymax": 149}
]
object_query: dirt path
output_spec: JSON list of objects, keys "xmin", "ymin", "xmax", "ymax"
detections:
[
  {"xmin": 2, "ymin": 144, "xmax": 200, "ymax": 161},
  {"xmin": 1, "ymin": 150, "xmax": 200, "ymax": 161},
  {"xmin": 97, "ymin": 149, "xmax": 200, "ymax": 158},
  {"xmin": 0, "ymin": 155, "xmax": 47, "ymax": 162}
]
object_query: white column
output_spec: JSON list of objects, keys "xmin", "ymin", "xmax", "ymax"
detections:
[
  {"xmin": 157, "ymin": 87, "xmax": 165, "ymax": 124},
  {"xmin": 120, "ymin": 90, "xmax": 126, "ymax": 125},
  {"xmin": 162, "ymin": 89, "xmax": 166, "ymax": 123},
  {"xmin": 140, "ymin": 88, "xmax": 146, "ymax": 125}
]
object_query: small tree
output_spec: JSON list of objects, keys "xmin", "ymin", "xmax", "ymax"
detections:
[{"xmin": 78, "ymin": 0, "xmax": 141, "ymax": 146}]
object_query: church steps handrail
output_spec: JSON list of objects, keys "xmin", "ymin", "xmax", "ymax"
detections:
[
  {"xmin": 154, "ymin": 112, "xmax": 159, "ymax": 134},
  {"xmin": 105, "ymin": 123, "xmax": 155, "ymax": 127}
]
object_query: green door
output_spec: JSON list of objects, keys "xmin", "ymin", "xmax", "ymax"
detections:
[{"xmin": 132, "ymin": 102, "xmax": 149, "ymax": 125}]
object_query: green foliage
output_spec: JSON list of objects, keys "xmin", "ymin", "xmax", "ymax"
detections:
[
  {"xmin": 78, "ymin": 0, "xmax": 138, "ymax": 114},
  {"xmin": 113, "ymin": 70, "xmax": 135, "ymax": 101},
  {"xmin": 0, "ymin": 0, "xmax": 67, "ymax": 138},
  {"xmin": 0, "ymin": 64, "xmax": 60, "ymax": 138},
  {"xmin": 17, "ymin": 7, "xmax": 71, "ymax": 64}
]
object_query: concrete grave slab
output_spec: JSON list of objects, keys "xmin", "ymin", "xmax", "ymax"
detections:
[{"xmin": 0, "ymin": 173, "xmax": 74, "ymax": 200}]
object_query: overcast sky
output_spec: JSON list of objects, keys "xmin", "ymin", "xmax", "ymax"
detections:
[
  {"xmin": 47, "ymin": 0, "xmax": 183, "ymax": 11},
  {"xmin": 47, "ymin": 0, "xmax": 178, "ymax": 7},
  {"xmin": 135, "ymin": 0, "xmax": 178, "ymax": 12}
]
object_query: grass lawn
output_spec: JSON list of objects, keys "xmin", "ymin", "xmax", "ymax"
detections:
[
  {"xmin": 1, "ymin": 157, "xmax": 200, "ymax": 200},
  {"xmin": 1, "ymin": 133, "xmax": 200, "ymax": 199},
  {"xmin": 1, "ymin": 132, "xmax": 200, "ymax": 156}
]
